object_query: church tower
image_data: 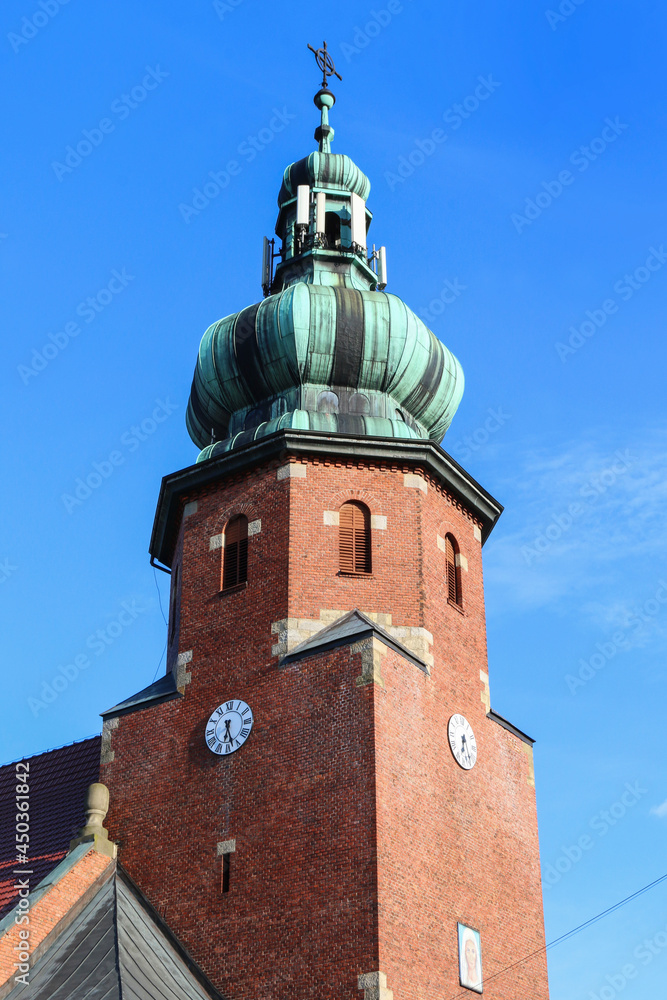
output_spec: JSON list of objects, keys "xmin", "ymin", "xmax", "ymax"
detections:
[{"xmin": 101, "ymin": 49, "xmax": 550, "ymax": 1000}]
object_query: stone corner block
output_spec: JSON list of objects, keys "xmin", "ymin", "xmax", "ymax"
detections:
[
  {"xmin": 217, "ymin": 839, "xmax": 236, "ymax": 855},
  {"xmin": 403, "ymin": 472, "xmax": 427, "ymax": 493},
  {"xmin": 521, "ymin": 742, "xmax": 536, "ymax": 788},
  {"xmin": 358, "ymin": 971, "xmax": 393, "ymax": 1000},
  {"xmin": 323, "ymin": 510, "xmax": 340, "ymax": 526},
  {"xmin": 370, "ymin": 514, "xmax": 387, "ymax": 530},
  {"xmin": 480, "ymin": 671, "xmax": 491, "ymax": 713},
  {"xmin": 474, "ymin": 524, "xmax": 482, "ymax": 542},
  {"xmin": 248, "ymin": 518, "xmax": 261, "ymax": 536},
  {"xmin": 100, "ymin": 717, "xmax": 119, "ymax": 765},
  {"xmin": 277, "ymin": 463, "xmax": 307, "ymax": 480},
  {"xmin": 183, "ymin": 500, "xmax": 198, "ymax": 517},
  {"xmin": 209, "ymin": 533, "xmax": 224, "ymax": 551},
  {"xmin": 352, "ymin": 637, "xmax": 387, "ymax": 689}
]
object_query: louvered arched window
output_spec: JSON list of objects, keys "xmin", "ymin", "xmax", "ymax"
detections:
[
  {"xmin": 445, "ymin": 533, "xmax": 463, "ymax": 607},
  {"xmin": 222, "ymin": 515, "xmax": 248, "ymax": 590},
  {"xmin": 339, "ymin": 501, "xmax": 371, "ymax": 575}
]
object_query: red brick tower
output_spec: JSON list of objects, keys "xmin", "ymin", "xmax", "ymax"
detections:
[{"xmin": 101, "ymin": 65, "xmax": 550, "ymax": 1000}]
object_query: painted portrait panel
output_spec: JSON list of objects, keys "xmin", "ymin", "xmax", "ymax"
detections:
[{"xmin": 457, "ymin": 923, "xmax": 483, "ymax": 993}]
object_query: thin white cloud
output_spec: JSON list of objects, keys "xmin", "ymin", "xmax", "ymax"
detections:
[
  {"xmin": 650, "ymin": 800, "xmax": 667, "ymax": 818},
  {"xmin": 483, "ymin": 427, "xmax": 667, "ymax": 618}
]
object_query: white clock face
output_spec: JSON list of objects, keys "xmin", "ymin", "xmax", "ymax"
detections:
[
  {"xmin": 448, "ymin": 714, "xmax": 477, "ymax": 770},
  {"xmin": 205, "ymin": 699, "xmax": 253, "ymax": 755}
]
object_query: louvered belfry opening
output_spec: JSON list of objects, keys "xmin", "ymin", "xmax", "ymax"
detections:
[
  {"xmin": 445, "ymin": 533, "xmax": 462, "ymax": 607},
  {"xmin": 339, "ymin": 501, "xmax": 372, "ymax": 574},
  {"xmin": 222, "ymin": 515, "xmax": 249, "ymax": 590}
]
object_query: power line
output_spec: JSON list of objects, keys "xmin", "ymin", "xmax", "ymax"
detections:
[
  {"xmin": 446, "ymin": 870, "xmax": 667, "ymax": 999},
  {"xmin": 151, "ymin": 566, "xmax": 169, "ymax": 681}
]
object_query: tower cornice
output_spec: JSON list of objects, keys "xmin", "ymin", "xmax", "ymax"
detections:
[{"xmin": 149, "ymin": 430, "xmax": 503, "ymax": 569}]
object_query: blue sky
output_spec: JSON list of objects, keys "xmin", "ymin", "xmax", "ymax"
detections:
[{"xmin": 2, "ymin": 1, "xmax": 666, "ymax": 996}]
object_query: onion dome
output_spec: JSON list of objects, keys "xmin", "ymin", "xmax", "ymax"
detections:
[
  {"xmin": 278, "ymin": 152, "xmax": 370, "ymax": 208},
  {"xmin": 187, "ymin": 73, "xmax": 464, "ymax": 462}
]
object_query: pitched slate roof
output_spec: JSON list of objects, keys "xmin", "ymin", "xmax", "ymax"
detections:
[
  {"xmin": 0, "ymin": 737, "xmax": 101, "ymax": 920},
  {"xmin": 101, "ymin": 671, "xmax": 181, "ymax": 720},
  {"xmin": 2, "ymin": 861, "xmax": 223, "ymax": 1000},
  {"xmin": 280, "ymin": 608, "xmax": 428, "ymax": 672}
]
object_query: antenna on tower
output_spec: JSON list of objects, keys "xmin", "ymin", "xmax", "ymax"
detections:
[
  {"xmin": 368, "ymin": 245, "xmax": 388, "ymax": 290},
  {"xmin": 261, "ymin": 236, "xmax": 273, "ymax": 297},
  {"xmin": 377, "ymin": 246, "xmax": 387, "ymax": 289}
]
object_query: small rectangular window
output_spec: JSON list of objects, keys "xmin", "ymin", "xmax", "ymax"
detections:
[{"xmin": 221, "ymin": 853, "xmax": 231, "ymax": 893}]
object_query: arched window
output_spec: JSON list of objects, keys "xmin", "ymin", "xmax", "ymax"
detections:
[
  {"xmin": 222, "ymin": 515, "xmax": 248, "ymax": 590},
  {"xmin": 339, "ymin": 501, "xmax": 371, "ymax": 575},
  {"xmin": 349, "ymin": 392, "xmax": 370, "ymax": 415},
  {"xmin": 317, "ymin": 390, "xmax": 339, "ymax": 414},
  {"xmin": 445, "ymin": 533, "xmax": 462, "ymax": 607}
]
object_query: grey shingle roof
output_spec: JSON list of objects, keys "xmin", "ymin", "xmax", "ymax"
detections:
[{"xmin": 4, "ymin": 864, "xmax": 223, "ymax": 1000}]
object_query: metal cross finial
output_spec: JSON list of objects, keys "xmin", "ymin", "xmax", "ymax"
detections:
[{"xmin": 308, "ymin": 40, "xmax": 342, "ymax": 89}]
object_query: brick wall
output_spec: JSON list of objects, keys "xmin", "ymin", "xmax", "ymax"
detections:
[{"xmin": 102, "ymin": 450, "xmax": 549, "ymax": 999}]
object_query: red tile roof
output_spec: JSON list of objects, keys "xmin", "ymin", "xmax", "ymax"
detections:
[{"xmin": 0, "ymin": 736, "xmax": 101, "ymax": 919}]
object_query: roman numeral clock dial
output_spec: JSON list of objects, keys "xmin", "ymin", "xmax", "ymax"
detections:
[
  {"xmin": 448, "ymin": 714, "xmax": 477, "ymax": 770},
  {"xmin": 205, "ymin": 700, "xmax": 253, "ymax": 755}
]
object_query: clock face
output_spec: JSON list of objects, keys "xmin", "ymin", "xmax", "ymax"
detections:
[
  {"xmin": 448, "ymin": 714, "xmax": 477, "ymax": 770},
  {"xmin": 205, "ymin": 699, "xmax": 253, "ymax": 755}
]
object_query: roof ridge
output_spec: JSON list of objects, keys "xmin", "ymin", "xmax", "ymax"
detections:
[{"xmin": 0, "ymin": 734, "xmax": 100, "ymax": 769}]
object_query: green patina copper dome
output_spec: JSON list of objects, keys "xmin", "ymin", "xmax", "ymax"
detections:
[
  {"xmin": 278, "ymin": 152, "xmax": 370, "ymax": 208},
  {"xmin": 187, "ymin": 86, "xmax": 464, "ymax": 461}
]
